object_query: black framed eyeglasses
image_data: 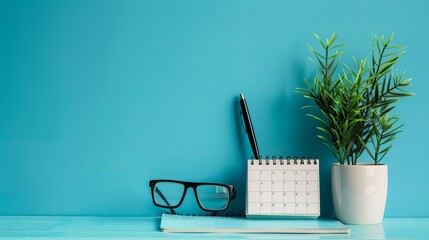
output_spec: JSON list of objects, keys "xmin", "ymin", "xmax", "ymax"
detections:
[{"xmin": 149, "ymin": 179, "xmax": 236, "ymax": 215}]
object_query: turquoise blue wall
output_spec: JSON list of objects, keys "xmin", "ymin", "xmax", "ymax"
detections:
[{"xmin": 1, "ymin": 0, "xmax": 428, "ymax": 217}]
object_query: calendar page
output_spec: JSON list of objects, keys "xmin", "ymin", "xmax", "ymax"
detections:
[{"xmin": 246, "ymin": 158, "xmax": 320, "ymax": 218}]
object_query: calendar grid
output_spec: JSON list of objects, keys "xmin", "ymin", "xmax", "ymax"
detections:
[{"xmin": 246, "ymin": 158, "xmax": 320, "ymax": 217}]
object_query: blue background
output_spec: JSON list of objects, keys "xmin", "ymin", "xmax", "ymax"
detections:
[{"xmin": 1, "ymin": 0, "xmax": 428, "ymax": 217}]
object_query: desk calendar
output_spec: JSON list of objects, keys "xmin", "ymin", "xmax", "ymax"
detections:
[{"xmin": 246, "ymin": 157, "xmax": 320, "ymax": 218}]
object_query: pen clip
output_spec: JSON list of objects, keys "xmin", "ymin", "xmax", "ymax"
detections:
[{"xmin": 239, "ymin": 110, "xmax": 248, "ymax": 134}]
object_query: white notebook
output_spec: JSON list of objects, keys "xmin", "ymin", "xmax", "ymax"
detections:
[
  {"xmin": 246, "ymin": 157, "xmax": 320, "ymax": 218},
  {"xmin": 160, "ymin": 213, "xmax": 349, "ymax": 234}
]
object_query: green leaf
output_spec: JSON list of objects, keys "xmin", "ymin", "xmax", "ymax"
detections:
[
  {"xmin": 316, "ymin": 126, "xmax": 331, "ymax": 136},
  {"xmin": 359, "ymin": 136, "xmax": 376, "ymax": 161},
  {"xmin": 322, "ymin": 142, "xmax": 340, "ymax": 162}
]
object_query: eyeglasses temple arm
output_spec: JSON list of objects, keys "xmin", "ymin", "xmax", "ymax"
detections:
[
  {"xmin": 155, "ymin": 187, "xmax": 177, "ymax": 215},
  {"xmin": 231, "ymin": 188, "xmax": 237, "ymax": 200}
]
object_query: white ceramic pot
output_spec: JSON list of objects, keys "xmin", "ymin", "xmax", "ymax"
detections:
[{"xmin": 332, "ymin": 163, "xmax": 388, "ymax": 224}]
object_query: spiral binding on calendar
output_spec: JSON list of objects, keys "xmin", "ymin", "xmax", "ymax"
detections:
[{"xmin": 250, "ymin": 156, "xmax": 318, "ymax": 165}]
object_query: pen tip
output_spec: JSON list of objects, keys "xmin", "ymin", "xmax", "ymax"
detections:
[{"xmin": 240, "ymin": 93, "xmax": 245, "ymax": 100}]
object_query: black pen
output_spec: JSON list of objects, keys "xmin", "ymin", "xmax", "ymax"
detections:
[{"xmin": 239, "ymin": 93, "xmax": 261, "ymax": 159}]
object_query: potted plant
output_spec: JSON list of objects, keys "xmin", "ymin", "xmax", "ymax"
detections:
[{"xmin": 296, "ymin": 33, "xmax": 413, "ymax": 224}]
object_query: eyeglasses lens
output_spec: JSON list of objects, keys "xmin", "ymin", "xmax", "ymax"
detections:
[
  {"xmin": 153, "ymin": 182, "xmax": 185, "ymax": 207},
  {"xmin": 196, "ymin": 185, "xmax": 230, "ymax": 210}
]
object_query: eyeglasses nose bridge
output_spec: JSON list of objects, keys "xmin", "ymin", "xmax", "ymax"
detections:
[
  {"xmin": 190, "ymin": 185, "xmax": 200, "ymax": 202},
  {"xmin": 176, "ymin": 185, "xmax": 202, "ymax": 209},
  {"xmin": 181, "ymin": 184, "xmax": 191, "ymax": 200}
]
